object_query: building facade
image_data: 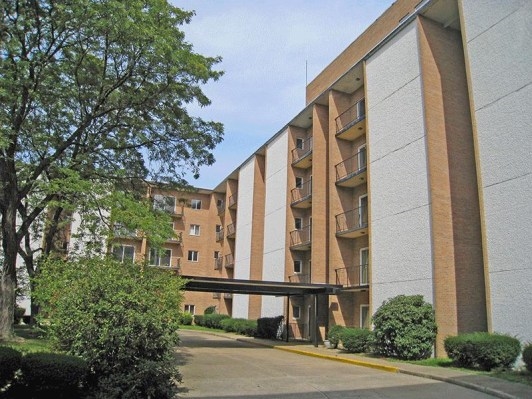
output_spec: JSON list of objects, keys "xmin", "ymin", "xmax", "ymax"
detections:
[{"xmin": 110, "ymin": 0, "xmax": 531, "ymax": 355}]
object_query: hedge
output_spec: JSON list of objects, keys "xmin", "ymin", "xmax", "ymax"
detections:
[
  {"xmin": 340, "ymin": 328, "xmax": 372, "ymax": 353},
  {"xmin": 256, "ymin": 316, "xmax": 284, "ymax": 340},
  {"xmin": 220, "ymin": 318, "xmax": 257, "ymax": 336},
  {"xmin": 522, "ymin": 343, "xmax": 532, "ymax": 372},
  {"xmin": 0, "ymin": 346, "xmax": 22, "ymax": 388},
  {"xmin": 327, "ymin": 325, "xmax": 345, "ymax": 349},
  {"xmin": 178, "ymin": 312, "xmax": 193, "ymax": 325},
  {"xmin": 444, "ymin": 332, "xmax": 521, "ymax": 371}
]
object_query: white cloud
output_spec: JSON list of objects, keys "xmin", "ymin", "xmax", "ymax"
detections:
[{"xmin": 172, "ymin": 0, "xmax": 394, "ymax": 187}]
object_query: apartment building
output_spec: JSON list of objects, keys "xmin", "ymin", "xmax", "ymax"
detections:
[{"xmin": 109, "ymin": 0, "xmax": 531, "ymax": 355}]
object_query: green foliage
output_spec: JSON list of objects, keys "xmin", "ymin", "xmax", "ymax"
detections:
[
  {"xmin": 340, "ymin": 328, "xmax": 372, "ymax": 353},
  {"xmin": 204, "ymin": 305, "xmax": 217, "ymax": 315},
  {"xmin": 178, "ymin": 312, "xmax": 194, "ymax": 325},
  {"xmin": 523, "ymin": 343, "xmax": 532, "ymax": 372},
  {"xmin": 193, "ymin": 315, "xmax": 205, "ymax": 326},
  {"xmin": 13, "ymin": 307, "xmax": 25, "ymax": 324},
  {"xmin": 220, "ymin": 318, "xmax": 257, "ymax": 336},
  {"xmin": 33, "ymin": 257, "xmax": 184, "ymax": 398},
  {"xmin": 256, "ymin": 316, "xmax": 284, "ymax": 340},
  {"xmin": 444, "ymin": 332, "xmax": 521, "ymax": 371},
  {"xmin": 16, "ymin": 352, "xmax": 87, "ymax": 399},
  {"xmin": 372, "ymin": 295, "xmax": 437, "ymax": 360},
  {"xmin": 327, "ymin": 325, "xmax": 345, "ymax": 348},
  {"xmin": 202, "ymin": 314, "xmax": 230, "ymax": 329},
  {"xmin": 0, "ymin": 346, "xmax": 22, "ymax": 388}
]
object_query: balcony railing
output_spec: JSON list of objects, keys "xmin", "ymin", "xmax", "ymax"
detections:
[
  {"xmin": 335, "ymin": 148, "xmax": 367, "ymax": 187},
  {"xmin": 290, "ymin": 225, "xmax": 311, "ymax": 250},
  {"xmin": 226, "ymin": 222, "xmax": 236, "ymax": 238},
  {"xmin": 335, "ymin": 206, "xmax": 368, "ymax": 237},
  {"xmin": 214, "ymin": 257, "xmax": 223, "ymax": 270},
  {"xmin": 167, "ymin": 231, "xmax": 183, "ymax": 244},
  {"xmin": 335, "ymin": 99, "xmax": 366, "ymax": 140},
  {"xmin": 291, "ymin": 137, "xmax": 313, "ymax": 168},
  {"xmin": 216, "ymin": 228, "xmax": 224, "ymax": 242},
  {"xmin": 288, "ymin": 273, "xmax": 310, "ymax": 284},
  {"xmin": 149, "ymin": 256, "xmax": 181, "ymax": 272},
  {"xmin": 335, "ymin": 264, "xmax": 369, "ymax": 289},
  {"xmin": 291, "ymin": 178, "xmax": 312, "ymax": 208},
  {"xmin": 228, "ymin": 194, "xmax": 237, "ymax": 210},
  {"xmin": 224, "ymin": 253, "xmax": 234, "ymax": 269},
  {"xmin": 223, "ymin": 293, "xmax": 233, "ymax": 299},
  {"xmin": 213, "ymin": 292, "xmax": 221, "ymax": 299},
  {"xmin": 217, "ymin": 200, "xmax": 225, "ymax": 215},
  {"xmin": 113, "ymin": 224, "xmax": 139, "ymax": 239}
]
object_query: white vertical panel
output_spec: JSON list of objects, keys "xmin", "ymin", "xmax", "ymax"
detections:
[
  {"xmin": 261, "ymin": 131, "xmax": 289, "ymax": 317},
  {"xmin": 366, "ymin": 22, "xmax": 434, "ymax": 308},
  {"xmin": 461, "ymin": 0, "xmax": 532, "ymax": 342},
  {"xmin": 232, "ymin": 158, "xmax": 256, "ymax": 318}
]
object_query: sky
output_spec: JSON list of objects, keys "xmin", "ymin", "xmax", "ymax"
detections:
[{"xmin": 173, "ymin": 1, "xmax": 394, "ymax": 189}]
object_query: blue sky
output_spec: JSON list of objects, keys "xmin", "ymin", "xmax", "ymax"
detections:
[{"xmin": 173, "ymin": 1, "xmax": 394, "ymax": 188}]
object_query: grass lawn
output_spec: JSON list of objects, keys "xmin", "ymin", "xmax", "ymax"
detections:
[
  {"xmin": 0, "ymin": 325, "xmax": 52, "ymax": 354},
  {"xmin": 178, "ymin": 324, "xmax": 226, "ymax": 334}
]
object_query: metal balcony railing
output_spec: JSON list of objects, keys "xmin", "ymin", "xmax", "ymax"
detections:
[
  {"xmin": 335, "ymin": 207, "xmax": 368, "ymax": 234},
  {"xmin": 288, "ymin": 273, "xmax": 310, "ymax": 284},
  {"xmin": 217, "ymin": 200, "xmax": 225, "ymax": 215},
  {"xmin": 335, "ymin": 264, "xmax": 369, "ymax": 288},
  {"xmin": 216, "ymin": 228, "xmax": 224, "ymax": 242},
  {"xmin": 291, "ymin": 178, "xmax": 312, "ymax": 205},
  {"xmin": 289, "ymin": 225, "xmax": 311, "ymax": 248},
  {"xmin": 113, "ymin": 223, "xmax": 138, "ymax": 239},
  {"xmin": 214, "ymin": 257, "xmax": 223, "ymax": 270},
  {"xmin": 168, "ymin": 231, "xmax": 183, "ymax": 244},
  {"xmin": 228, "ymin": 194, "xmax": 237, "ymax": 209},
  {"xmin": 226, "ymin": 222, "xmax": 236, "ymax": 238},
  {"xmin": 335, "ymin": 149, "xmax": 367, "ymax": 182},
  {"xmin": 224, "ymin": 253, "xmax": 234, "ymax": 269},
  {"xmin": 291, "ymin": 137, "xmax": 313, "ymax": 165},
  {"xmin": 149, "ymin": 256, "xmax": 181, "ymax": 271},
  {"xmin": 335, "ymin": 99, "xmax": 366, "ymax": 133}
]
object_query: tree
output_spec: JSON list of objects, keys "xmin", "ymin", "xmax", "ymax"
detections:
[
  {"xmin": 0, "ymin": 0, "xmax": 223, "ymax": 339},
  {"xmin": 33, "ymin": 256, "xmax": 185, "ymax": 398}
]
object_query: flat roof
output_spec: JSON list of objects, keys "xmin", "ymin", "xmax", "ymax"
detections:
[{"xmin": 182, "ymin": 275, "xmax": 342, "ymax": 296}]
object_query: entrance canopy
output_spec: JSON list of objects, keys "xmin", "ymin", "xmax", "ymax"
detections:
[{"xmin": 182, "ymin": 275, "xmax": 341, "ymax": 296}]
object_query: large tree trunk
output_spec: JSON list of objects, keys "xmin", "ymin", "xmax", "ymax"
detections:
[{"xmin": 0, "ymin": 202, "xmax": 18, "ymax": 340}]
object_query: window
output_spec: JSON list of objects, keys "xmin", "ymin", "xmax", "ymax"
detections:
[
  {"xmin": 189, "ymin": 224, "xmax": 200, "ymax": 236},
  {"xmin": 216, "ymin": 199, "xmax": 224, "ymax": 207},
  {"xmin": 148, "ymin": 248, "xmax": 171, "ymax": 267},
  {"xmin": 295, "ymin": 177, "xmax": 303, "ymax": 188},
  {"xmin": 184, "ymin": 304, "xmax": 195, "ymax": 315},
  {"xmin": 191, "ymin": 199, "xmax": 202, "ymax": 210},
  {"xmin": 296, "ymin": 138, "xmax": 304, "ymax": 149},
  {"xmin": 214, "ymin": 251, "xmax": 220, "ymax": 259},
  {"xmin": 358, "ymin": 144, "xmax": 367, "ymax": 170},
  {"xmin": 294, "ymin": 260, "xmax": 302, "ymax": 274},
  {"xmin": 112, "ymin": 245, "xmax": 134, "ymax": 262},
  {"xmin": 153, "ymin": 194, "xmax": 176, "ymax": 214},
  {"xmin": 295, "ymin": 218, "xmax": 302, "ymax": 230},
  {"xmin": 360, "ymin": 304, "xmax": 370, "ymax": 329},
  {"xmin": 188, "ymin": 250, "xmax": 199, "ymax": 262},
  {"xmin": 360, "ymin": 247, "xmax": 369, "ymax": 285},
  {"xmin": 293, "ymin": 305, "xmax": 301, "ymax": 319},
  {"xmin": 216, "ymin": 224, "xmax": 222, "ymax": 232}
]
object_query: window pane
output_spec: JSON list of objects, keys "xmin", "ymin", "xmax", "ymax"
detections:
[
  {"xmin": 112, "ymin": 246, "xmax": 123, "ymax": 261},
  {"xmin": 191, "ymin": 199, "xmax": 201, "ymax": 209},
  {"xmin": 123, "ymin": 246, "xmax": 134, "ymax": 261}
]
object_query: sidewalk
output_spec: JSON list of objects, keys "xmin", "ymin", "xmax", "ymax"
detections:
[{"xmin": 202, "ymin": 331, "xmax": 531, "ymax": 399}]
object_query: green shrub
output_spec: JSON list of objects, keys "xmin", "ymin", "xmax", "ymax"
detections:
[
  {"xmin": 178, "ymin": 312, "xmax": 193, "ymax": 325},
  {"xmin": 221, "ymin": 318, "xmax": 257, "ymax": 336},
  {"xmin": 523, "ymin": 343, "xmax": 532, "ymax": 372},
  {"xmin": 14, "ymin": 307, "xmax": 26, "ymax": 324},
  {"xmin": 327, "ymin": 325, "xmax": 345, "ymax": 348},
  {"xmin": 372, "ymin": 294, "xmax": 437, "ymax": 360},
  {"xmin": 444, "ymin": 332, "xmax": 521, "ymax": 371},
  {"xmin": 194, "ymin": 315, "xmax": 205, "ymax": 326},
  {"xmin": 204, "ymin": 305, "xmax": 217, "ymax": 315},
  {"xmin": 203, "ymin": 313, "xmax": 230, "ymax": 329},
  {"xmin": 256, "ymin": 316, "xmax": 284, "ymax": 340},
  {"xmin": 0, "ymin": 346, "xmax": 22, "ymax": 388},
  {"xmin": 19, "ymin": 352, "xmax": 87, "ymax": 398},
  {"xmin": 340, "ymin": 328, "xmax": 372, "ymax": 353}
]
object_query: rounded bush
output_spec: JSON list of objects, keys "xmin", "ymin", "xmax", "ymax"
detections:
[
  {"xmin": 20, "ymin": 352, "xmax": 87, "ymax": 398},
  {"xmin": 327, "ymin": 325, "xmax": 345, "ymax": 348},
  {"xmin": 340, "ymin": 328, "xmax": 371, "ymax": 353},
  {"xmin": 194, "ymin": 315, "xmax": 205, "ymax": 326},
  {"xmin": 522, "ymin": 343, "xmax": 532, "ymax": 372},
  {"xmin": 0, "ymin": 346, "xmax": 22, "ymax": 388},
  {"xmin": 14, "ymin": 307, "xmax": 26, "ymax": 324},
  {"xmin": 178, "ymin": 312, "xmax": 193, "ymax": 325},
  {"xmin": 203, "ymin": 313, "xmax": 230, "ymax": 329},
  {"xmin": 220, "ymin": 318, "xmax": 257, "ymax": 336},
  {"xmin": 372, "ymin": 295, "xmax": 437, "ymax": 360},
  {"xmin": 444, "ymin": 332, "xmax": 521, "ymax": 371},
  {"xmin": 256, "ymin": 316, "xmax": 284, "ymax": 340}
]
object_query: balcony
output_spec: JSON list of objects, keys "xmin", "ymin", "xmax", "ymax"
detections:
[
  {"xmin": 215, "ymin": 228, "xmax": 224, "ymax": 242},
  {"xmin": 113, "ymin": 224, "xmax": 140, "ymax": 240},
  {"xmin": 335, "ymin": 148, "xmax": 367, "ymax": 188},
  {"xmin": 288, "ymin": 273, "xmax": 310, "ymax": 284},
  {"xmin": 226, "ymin": 222, "xmax": 236, "ymax": 239},
  {"xmin": 290, "ymin": 225, "xmax": 311, "ymax": 251},
  {"xmin": 291, "ymin": 137, "xmax": 313, "ymax": 169},
  {"xmin": 335, "ymin": 99, "xmax": 366, "ymax": 141},
  {"xmin": 223, "ymin": 293, "xmax": 233, "ymax": 300},
  {"xmin": 167, "ymin": 231, "xmax": 183, "ymax": 244},
  {"xmin": 228, "ymin": 194, "xmax": 237, "ymax": 210},
  {"xmin": 335, "ymin": 264, "xmax": 369, "ymax": 290},
  {"xmin": 335, "ymin": 207, "xmax": 368, "ymax": 238},
  {"xmin": 291, "ymin": 178, "xmax": 312, "ymax": 208},
  {"xmin": 224, "ymin": 253, "xmax": 234, "ymax": 269},
  {"xmin": 213, "ymin": 292, "xmax": 221, "ymax": 299},
  {"xmin": 214, "ymin": 257, "xmax": 223, "ymax": 270},
  {"xmin": 150, "ymin": 256, "xmax": 181, "ymax": 272},
  {"xmin": 217, "ymin": 200, "xmax": 225, "ymax": 215}
]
